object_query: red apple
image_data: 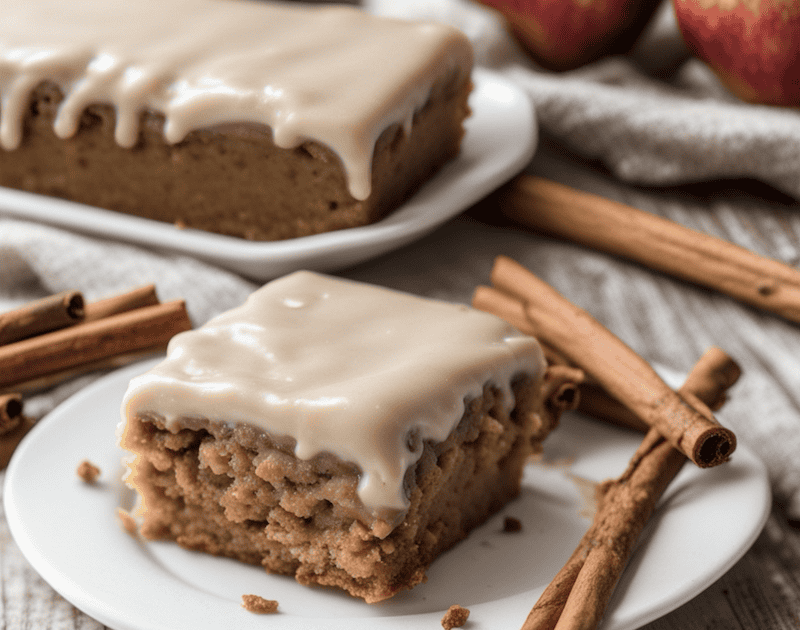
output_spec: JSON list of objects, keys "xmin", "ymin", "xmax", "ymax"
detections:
[
  {"xmin": 474, "ymin": 0, "xmax": 663, "ymax": 70},
  {"xmin": 673, "ymin": 0, "xmax": 800, "ymax": 105}
]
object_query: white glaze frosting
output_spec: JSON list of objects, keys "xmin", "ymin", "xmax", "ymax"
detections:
[
  {"xmin": 121, "ymin": 271, "xmax": 545, "ymax": 519},
  {"xmin": 0, "ymin": 0, "xmax": 473, "ymax": 199}
]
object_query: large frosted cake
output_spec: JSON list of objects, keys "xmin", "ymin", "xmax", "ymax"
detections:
[{"xmin": 0, "ymin": 0, "xmax": 473, "ymax": 240}]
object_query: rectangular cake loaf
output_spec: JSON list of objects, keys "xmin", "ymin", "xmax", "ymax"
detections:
[
  {"xmin": 0, "ymin": 0, "xmax": 473, "ymax": 240},
  {"xmin": 119, "ymin": 271, "xmax": 564, "ymax": 602}
]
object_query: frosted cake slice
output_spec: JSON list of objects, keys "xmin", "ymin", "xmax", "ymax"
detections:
[{"xmin": 119, "ymin": 271, "xmax": 561, "ymax": 602}]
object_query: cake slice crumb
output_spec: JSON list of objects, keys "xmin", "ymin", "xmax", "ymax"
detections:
[
  {"xmin": 76, "ymin": 459, "xmax": 101, "ymax": 483},
  {"xmin": 241, "ymin": 594, "xmax": 279, "ymax": 614},
  {"xmin": 117, "ymin": 508, "xmax": 138, "ymax": 536},
  {"xmin": 441, "ymin": 604, "xmax": 470, "ymax": 629},
  {"xmin": 503, "ymin": 515, "xmax": 523, "ymax": 532}
]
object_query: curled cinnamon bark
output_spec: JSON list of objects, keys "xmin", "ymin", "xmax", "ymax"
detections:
[
  {"xmin": 0, "ymin": 394, "xmax": 32, "ymax": 469},
  {"xmin": 0, "ymin": 393, "xmax": 23, "ymax": 434},
  {"xmin": 542, "ymin": 365, "xmax": 585, "ymax": 415},
  {"xmin": 489, "ymin": 255, "xmax": 736, "ymax": 468},
  {"xmin": 496, "ymin": 174, "xmax": 800, "ymax": 324},
  {"xmin": 522, "ymin": 346, "xmax": 741, "ymax": 630},
  {"xmin": 0, "ymin": 416, "xmax": 34, "ymax": 470},
  {"xmin": 0, "ymin": 290, "xmax": 84, "ymax": 345},
  {"xmin": 0, "ymin": 300, "xmax": 191, "ymax": 391}
]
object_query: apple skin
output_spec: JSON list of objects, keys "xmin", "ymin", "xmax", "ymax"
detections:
[
  {"xmin": 474, "ymin": 0, "xmax": 663, "ymax": 70},
  {"xmin": 673, "ymin": 0, "xmax": 800, "ymax": 105}
]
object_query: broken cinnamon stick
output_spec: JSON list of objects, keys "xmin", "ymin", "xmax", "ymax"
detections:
[
  {"xmin": 0, "ymin": 300, "xmax": 191, "ymax": 391},
  {"xmin": 496, "ymin": 174, "xmax": 800, "ymax": 323},
  {"xmin": 0, "ymin": 393, "xmax": 23, "ymax": 434},
  {"xmin": 0, "ymin": 416, "xmax": 35, "ymax": 470},
  {"xmin": 523, "ymin": 346, "xmax": 741, "ymax": 630},
  {"xmin": 489, "ymin": 255, "xmax": 736, "ymax": 468},
  {"xmin": 0, "ymin": 391, "xmax": 32, "ymax": 469},
  {"xmin": 0, "ymin": 290, "xmax": 84, "ymax": 345},
  {"xmin": 83, "ymin": 284, "xmax": 160, "ymax": 322}
]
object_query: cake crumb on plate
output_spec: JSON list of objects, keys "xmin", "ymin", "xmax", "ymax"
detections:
[
  {"xmin": 117, "ymin": 508, "xmax": 137, "ymax": 536},
  {"xmin": 76, "ymin": 459, "xmax": 101, "ymax": 483},
  {"xmin": 441, "ymin": 604, "xmax": 470, "ymax": 629},
  {"xmin": 241, "ymin": 594, "xmax": 278, "ymax": 614}
]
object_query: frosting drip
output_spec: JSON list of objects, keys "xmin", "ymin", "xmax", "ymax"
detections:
[
  {"xmin": 0, "ymin": 0, "xmax": 473, "ymax": 199},
  {"xmin": 122, "ymin": 271, "xmax": 545, "ymax": 518}
]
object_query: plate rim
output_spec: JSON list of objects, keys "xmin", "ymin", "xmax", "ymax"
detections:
[{"xmin": 3, "ymin": 359, "xmax": 771, "ymax": 630}]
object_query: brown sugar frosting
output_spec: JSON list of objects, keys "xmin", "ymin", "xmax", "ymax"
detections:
[
  {"xmin": 121, "ymin": 271, "xmax": 545, "ymax": 520},
  {"xmin": 0, "ymin": 0, "xmax": 473, "ymax": 200}
]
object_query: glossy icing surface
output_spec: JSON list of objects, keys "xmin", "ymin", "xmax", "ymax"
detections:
[
  {"xmin": 122, "ymin": 271, "xmax": 545, "ymax": 517},
  {"xmin": 0, "ymin": 0, "xmax": 472, "ymax": 199}
]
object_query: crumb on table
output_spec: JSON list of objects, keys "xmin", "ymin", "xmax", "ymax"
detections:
[
  {"xmin": 76, "ymin": 459, "xmax": 101, "ymax": 483},
  {"xmin": 441, "ymin": 604, "xmax": 470, "ymax": 629},
  {"xmin": 503, "ymin": 515, "xmax": 523, "ymax": 532},
  {"xmin": 241, "ymin": 594, "xmax": 279, "ymax": 614}
]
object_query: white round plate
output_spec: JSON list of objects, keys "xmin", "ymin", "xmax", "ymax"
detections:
[
  {"xmin": 0, "ymin": 69, "xmax": 536, "ymax": 281},
  {"xmin": 5, "ymin": 359, "xmax": 770, "ymax": 630}
]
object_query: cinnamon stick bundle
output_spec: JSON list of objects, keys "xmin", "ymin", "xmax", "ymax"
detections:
[
  {"xmin": 522, "ymin": 347, "xmax": 741, "ymax": 630},
  {"xmin": 0, "ymin": 290, "xmax": 85, "ymax": 345},
  {"xmin": 0, "ymin": 417, "xmax": 34, "ymax": 470},
  {"xmin": 486, "ymin": 255, "xmax": 736, "ymax": 468},
  {"xmin": 0, "ymin": 300, "xmax": 191, "ymax": 391},
  {"xmin": 495, "ymin": 175, "xmax": 800, "ymax": 324}
]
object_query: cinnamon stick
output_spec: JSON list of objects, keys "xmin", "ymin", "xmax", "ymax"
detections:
[
  {"xmin": 4, "ymin": 347, "xmax": 168, "ymax": 395},
  {"xmin": 0, "ymin": 290, "xmax": 84, "ymax": 345},
  {"xmin": 489, "ymin": 255, "xmax": 736, "ymax": 468},
  {"xmin": 542, "ymin": 365, "xmax": 585, "ymax": 414},
  {"xmin": 0, "ymin": 393, "xmax": 23, "ymax": 434},
  {"xmin": 0, "ymin": 416, "xmax": 35, "ymax": 470},
  {"xmin": 0, "ymin": 300, "xmax": 191, "ymax": 391},
  {"xmin": 577, "ymin": 353, "xmax": 738, "ymax": 432},
  {"xmin": 523, "ymin": 347, "xmax": 741, "ymax": 630},
  {"xmin": 472, "ymin": 285, "xmax": 573, "ymax": 367},
  {"xmin": 83, "ymin": 284, "xmax": 160, "ymax": 322},
  {"xmin": 496, "ymin": 174, "xmax": 800, "ymax": 323},
  {"xmin": 473, "ymin": 284, "xmax": 736, "ymax": 433}
]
